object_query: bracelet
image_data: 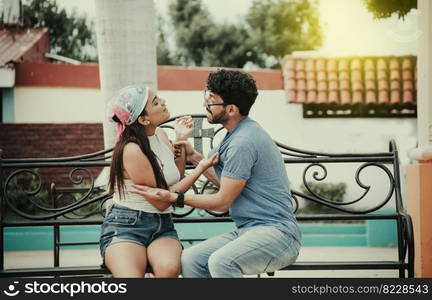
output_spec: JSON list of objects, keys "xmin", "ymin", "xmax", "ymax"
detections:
[{"xmin": 174, "ymin": 191, "xmax": 184, "ymax": 208}]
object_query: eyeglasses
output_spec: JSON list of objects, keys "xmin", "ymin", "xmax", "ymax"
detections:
[{"xmin": 203, "ymin": 90, "xmax": 228, "ymax": 108}]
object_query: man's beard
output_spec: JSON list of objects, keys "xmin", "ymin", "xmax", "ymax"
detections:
[{"xmin": 207, "ymin": 108, "xmax": 229, "ymax": 124}]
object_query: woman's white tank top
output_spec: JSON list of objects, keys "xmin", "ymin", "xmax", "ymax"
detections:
[{"xmin": 112, "ymin": 134, "xmax": 180, "ymax": 213}]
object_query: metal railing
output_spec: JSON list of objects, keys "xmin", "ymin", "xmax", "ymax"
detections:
[{"xmin": 0, "ymin": 115, "xmax": 414, "ymax": 277}]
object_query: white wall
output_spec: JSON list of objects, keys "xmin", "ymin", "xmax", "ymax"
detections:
[
  {"xmin": 14, "ymin": 87, "xmax": 417, "ymax": 210},
  {"xmin": 14, "ymin": 87, "xmax": 105, "ymax": 123},
  {"xmin": 162, "ymin": 90, "xmax": 417, "ymax": 211}
]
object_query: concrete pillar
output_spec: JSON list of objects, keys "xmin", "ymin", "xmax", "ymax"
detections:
[
  {"xmin": 95, "ymin": 0, "xmax": 157, "ymax": 150},
  {"xmin": 94, "ymin": 0, "xmax": 157, "ymax": 187},
  {"xmin": 406, "ymin": 164, "xmax": 432, "ymax": 277}
]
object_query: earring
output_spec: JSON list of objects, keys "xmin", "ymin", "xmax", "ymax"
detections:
[{"xmin": 144, "ymin": 120, "xmax": 150, "ymax": 126}]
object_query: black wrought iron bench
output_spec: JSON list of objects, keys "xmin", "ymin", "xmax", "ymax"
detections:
[{"xmin": 0, "ymin": 115, "xmax": 414, "ymax": 278}]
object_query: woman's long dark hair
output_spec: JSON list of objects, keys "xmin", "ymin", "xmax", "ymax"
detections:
[{"xmin": 108, "ymin": 111, "xmax": 168, "ymax": 199}]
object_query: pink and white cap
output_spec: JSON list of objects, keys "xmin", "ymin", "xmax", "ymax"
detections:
[{"xmin": 107, "ymin": 84, "xmax": 149, "ymax": 143}]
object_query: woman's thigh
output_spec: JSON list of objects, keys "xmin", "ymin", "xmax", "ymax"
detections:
[
  {"xmin": 104, "ymin": 242, "xmax": 148, "ymax": 278},
  {"xmin": 147, "ymin": 237, "xmax": 183, "ymax": 277}
]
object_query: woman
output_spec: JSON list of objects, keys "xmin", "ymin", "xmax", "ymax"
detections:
[{"xmin": 99, "ymin": 84, "xmax": 218, "ymax": 278}]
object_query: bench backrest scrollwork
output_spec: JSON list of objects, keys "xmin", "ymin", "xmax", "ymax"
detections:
[{"xmin": 0, "ymin": 115, "xmax": 412, "ymax": 276}]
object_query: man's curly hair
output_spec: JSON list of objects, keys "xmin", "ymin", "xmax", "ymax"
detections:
[{"xmin": 206, "ymin": 69, "xmax": 258, "ymax": 116}]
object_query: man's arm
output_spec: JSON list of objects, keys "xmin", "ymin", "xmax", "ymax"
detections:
[
  {"xmin": 132, "ymin": 137, "xmax": 255, "ymax": 210},
  {"xmin": 183, "ymin": 176, "xmax": 245, "ymax": 211},
  {"xmin": 132, "ymin": 176, "xmax": 245, "ymax": 212}
]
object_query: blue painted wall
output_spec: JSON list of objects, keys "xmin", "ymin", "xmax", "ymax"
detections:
[
  {"xmin": 3, "ymin": 220, "xmax": 397, "ymax": 251},
  {"xmin": 366, "ymin": 209, "xmax": 398, "ymax": 247},
  {"xmin": 2, "ymin": 88, "xmax": 14, "ymax": 122}
]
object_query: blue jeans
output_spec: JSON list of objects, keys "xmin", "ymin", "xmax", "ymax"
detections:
[
  {"xmin": 99, "ymin": 204, "xmax": 179, "ymax": 260},
  {"xmin": 181, "ymin": 225, "xmax": 300, "ymax": 278}
]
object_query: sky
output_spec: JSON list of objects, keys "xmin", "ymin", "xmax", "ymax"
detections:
[{"xmin": 54, "ymin": 0, "xmax": 419, "ymax": 57}]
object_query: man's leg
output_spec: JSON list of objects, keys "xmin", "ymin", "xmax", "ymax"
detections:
[
  {"xmin": 208, "ymin": 226, "xmax": 300, "ymax": 278},
  {"xmin": 181, "ymin": 231, "xmax": 237, "ymax": 278}
]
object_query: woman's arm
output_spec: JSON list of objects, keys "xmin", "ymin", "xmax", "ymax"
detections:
[
  {"xmin": 173, "ymin": 116, "xmax": 193, "ymax": 178},
  {"xmin": 174, "ymin": 141, "xmax": 220, "ymax": 188},
  {"xmin": 157, "ymin": 115, "xmax": 193, "ymax": 178},
  {"xmin": 123, "ymin": 143, "xmax": 172, "ymax": 211},
  {"xmin": 156, "ymin": 128, "xmax": 187, "ymax": 179},
  {"xmin": 187, "ymin": 151, "xmax": 220, "ymax": 188},
  {"xmin": 156, "ymin": 119, "xmax": 218, "ymax": 193},
  {"xmin": 174, "ymin": 144, "xmax": 186, "ymax": 179},
  {"xmin": 168, "ymin": 152, "xmax": 219, "ymax": 193}
]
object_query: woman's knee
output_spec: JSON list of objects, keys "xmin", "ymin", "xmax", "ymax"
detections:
[{"xmin": 152, "ymin": 258, "xmax": 180, "ymax": 278}]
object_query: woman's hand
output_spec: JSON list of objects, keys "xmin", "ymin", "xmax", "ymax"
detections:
[
  {"xmin": 197, "ymin": 153, "xmax": 219, "ymax": 171},
  {"xmin": 131, "ymin": 185, "xmax": 177, "ymax": 203},
  {"xmin": 173, "ymin": 140, "xmax": 196, "ymax": 160},
  {"xmin": 174, "ymin": 116, "xmax": 193, "ymax": 141}
]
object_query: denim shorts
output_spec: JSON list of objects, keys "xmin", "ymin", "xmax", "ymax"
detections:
[{"xmin": 99, "ymin": 204, "xmax": 180, "ymax": 259}]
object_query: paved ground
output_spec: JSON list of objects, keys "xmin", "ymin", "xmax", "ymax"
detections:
[{"xmin": 4, "ymin": 246, "xmax": 400, "ymax": 277}]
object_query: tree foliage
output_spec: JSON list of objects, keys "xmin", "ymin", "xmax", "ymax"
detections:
[
  {"xmin": 2, "ymin": 0, "xmax": 323, "ymax": 67},
  {"xmin": 299, "ymin": 182, "xmax": 347, "ymax": 215},
  {"xmin": 167, "ymin": 0, "xmax": 260, "ymax": 68},
  {"xmin": 363, "ymin": 0, "xmax": 417, "ymax": 20},
  {"xmin": 156, "ymin": 14, "xmax": 178, "ymax": 65},
  {"xmin": 2, "ymin": 0, "xmax": 97, "ymax": 62},
  {"xmin": 166, "ymin": 0, "xmax": 323, "ymax": 68},
  {"xmin": 246, "ymin": 0, "xmax": 323, "ymax": 68},
  {"xmin": 168, "ymin": 0, "xmax": 213, "ymax": 66}
]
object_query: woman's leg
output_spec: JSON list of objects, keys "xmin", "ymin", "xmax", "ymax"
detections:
[
  {"xmin": 147, "ymin": 237, "xmax": 182, "ymax": 278},
  {"xmin": 104, "ymin": 242, "xmax": 148, "ymax": 278}
]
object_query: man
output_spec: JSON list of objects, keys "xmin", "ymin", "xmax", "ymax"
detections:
[{"xmin": 132, "ymin": 69, "xmax": 301, "ymax": 278}]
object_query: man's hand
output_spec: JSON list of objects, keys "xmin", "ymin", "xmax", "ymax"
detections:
[
  {"xmin": 174, "ymin": 116, "xmax": 193, "ymax": 141},
  {"xmin": 131, "ymin": 185, "xmax": 177, "ymax": 203}
]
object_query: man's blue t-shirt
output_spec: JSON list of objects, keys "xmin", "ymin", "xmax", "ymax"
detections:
[{"xmin": 208, "ymin": 117, "xmax": 301, "ymax": 243}]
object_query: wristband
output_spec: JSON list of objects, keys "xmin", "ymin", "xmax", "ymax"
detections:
[{"xmin": 174, "ymin": 191, "xmax": 184, "ymax": 208}]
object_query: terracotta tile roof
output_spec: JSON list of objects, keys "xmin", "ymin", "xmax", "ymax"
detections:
[
  {"xmin": 0, "ymin": 27, "xmax": 49, "ymax": 66},
  {"xmin": 282, "ymin": 55, "xmax": 417, "ymax": 107}
]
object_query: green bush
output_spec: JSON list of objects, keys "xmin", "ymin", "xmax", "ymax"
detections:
[
  {"xmin": 3, "ymin": 171, "xmax": 105, "ymax": 221},
  {"xmin": 3, "ymin": 173, "xmax": 51, "ymax": 220},
  {"xmin": 298, "ymin": 182, "xmax": 347, "ymax": 215}
]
